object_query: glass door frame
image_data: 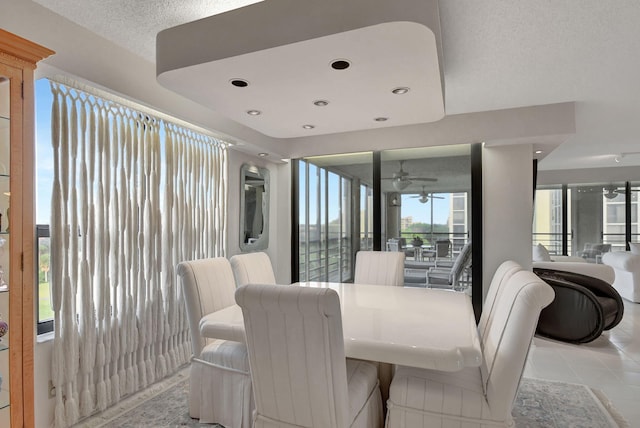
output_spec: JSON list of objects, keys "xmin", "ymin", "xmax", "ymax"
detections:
[{"xmin": 292, "ymin": 143, "xmax": 484, "ymax": 320}]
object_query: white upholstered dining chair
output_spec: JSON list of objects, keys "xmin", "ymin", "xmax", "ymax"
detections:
[
  {"xmin": 354, "ymin": 250, "xmax": 405, "ymax": 286},
  {"xmin": 235, "ymin": 283, "xmax": 384, "ymax": 428},
  {"xmin": 478, "ymin": 260, "xmax": 523, "ymax": 340},
  {"xmin": 230, "ymin": 251, "xmax": 277, "ymax": 286},
  {"xmin": 177, "ymin": 257, "xmax": 253, "ymax": 427},
  {"xmin": 386, "ymin": 269, "xmax": 554, "ymax": 427}
]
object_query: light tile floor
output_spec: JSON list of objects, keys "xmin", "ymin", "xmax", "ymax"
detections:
[{"xmin": 524, "ymin": 299, "xmax": 640, "ymax": 423}]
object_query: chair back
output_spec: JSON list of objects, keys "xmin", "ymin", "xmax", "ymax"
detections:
[
  {"xmin": 480, "ymin": 270, "xmax": 554, "ymax": 418},
  {"xmin": 447, "ymin": 241, "xmax": 472, "ymax": 285},
  {"xmin": 435, "ymin": 239, "xmax": 451, "ymax": 258},
  {"xmin": 230, "ymin": 252, "xmax": 276, "ymax": 286},
  {"xmin": 477, "ymin": 260, "xmax": 522, "ymax": 341},
  {"xmin": 177, "ymin": 257, "xmax": 237, "ymax": 356},
  {"xmin": 235, "ymin": 284, "xmax": 350, "ymax": 428},
  {"xmin": 386, "ymin": 238, "xmax": 399, "ymax": 252},
  {"xmin": 354, "ymin": 250, "xmax": 405, "ymax": 286}
]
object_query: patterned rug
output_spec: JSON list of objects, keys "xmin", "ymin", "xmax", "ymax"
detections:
[{"xmin": 75, "ymin": 367, "xmax": 628, "ymax": 428}]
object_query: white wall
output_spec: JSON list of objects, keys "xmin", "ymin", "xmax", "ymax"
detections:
[
  {"xmin": 227, "ymin": 150, "xmax": 291, "ymax": 283},
  {"xmin": 482, "ymin": 144, "xmax": 534, "ymax": 298}
]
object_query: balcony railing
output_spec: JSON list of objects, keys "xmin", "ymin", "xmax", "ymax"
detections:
[
  {"xmin": 399, "ymin": 231, "xmax": 469, "ymax": 254},
  {"xmin": 299, "ymin": 235, "xmax": 352, "ymax": 282}
]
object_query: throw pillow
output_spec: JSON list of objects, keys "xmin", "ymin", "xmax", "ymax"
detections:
[
  {"xmin": 629, "ymin": 242, "xmax": 640, "ymax": 255},
  {"xmin": 532, "ymin": 243, "xmax": 552, "ymax": 262}
]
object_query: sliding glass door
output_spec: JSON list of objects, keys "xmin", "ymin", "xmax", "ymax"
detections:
[{"xmin": 297, "ymin": 153, "xmax": 371, "ymax": 282}]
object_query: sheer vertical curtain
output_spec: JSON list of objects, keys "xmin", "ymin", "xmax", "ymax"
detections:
[{"xmin": 49, "ymin": 81, "xmax": 227, "ymax": 427}]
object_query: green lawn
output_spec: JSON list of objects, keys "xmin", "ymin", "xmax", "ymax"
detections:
[{"xmin": 38, "ymin": 282, "xmax": 54, "ymax": 322}]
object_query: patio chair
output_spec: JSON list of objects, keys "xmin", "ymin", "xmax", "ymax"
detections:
[
  {"xmin": 427, "ymin": 241, "xmax": 472, "ymax": 290},
  {"xmin": 577, "ymin": 243, "xmax": 612, "ymax": 263},
  {"xmin": 434, "ymin": 238, "xmax": 451, "ymax": 261}
]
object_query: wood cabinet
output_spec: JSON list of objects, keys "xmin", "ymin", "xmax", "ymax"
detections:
[{"xmin": 0, "ymin": 29, "xmax": 53, "ymax": 427}]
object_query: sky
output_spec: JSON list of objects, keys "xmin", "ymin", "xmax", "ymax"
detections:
[
  {"xmin": 401, "ymin": 193, "xmax": 450, "ymax": 225},
  {"xmin": 35, "ymin": 79, "xmax": 54, "ymax": 225}
]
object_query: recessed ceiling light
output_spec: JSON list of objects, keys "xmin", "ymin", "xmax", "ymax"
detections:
[
  {"xmin": 258, "ymin": 152, "xmax": 269, "ymax": 157},
  {"xmin": 535, "ymin": 150, "xmax": 543, "ymax": 154},
  {"xmin": 246, "ymin": 110, "xmax": 261, "ymax": 116},
  {"xmin": 374, "ymin": 117, "xmax": 388, "ymax": 122},
  {"xmin": 330, "ymin": 59, "xmax": 351, "ymax": 70},
  {"xmin": 302, "ymin": 124, "xmax": 315, "ymax": 129},
  {"xmin": 392, "ymin": 87, "xmax": 410, "ymax": 95},
  {"xmin": 230, "ymin": 79, "xmax": 249, "ymax": 87},
  {"xmin": 313, "ymin": 100, "xmax": 329, "ymax": 107}
]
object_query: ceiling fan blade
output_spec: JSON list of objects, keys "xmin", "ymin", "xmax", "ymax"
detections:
[{"xmin": 408, "ymin": 177, "xmax": 438, "ymax": 182}]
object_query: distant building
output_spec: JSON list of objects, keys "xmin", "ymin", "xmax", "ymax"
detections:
[{"xmin": 401, "ymin": 216, "xmax": 413, "ymax": 230}]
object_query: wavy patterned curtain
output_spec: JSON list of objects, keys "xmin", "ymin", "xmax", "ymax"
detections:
[{"xmin": 49, "ymin": 80, "xmax": 227, "ymax": 427}]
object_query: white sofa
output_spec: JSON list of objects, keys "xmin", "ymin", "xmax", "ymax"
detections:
[
  {"xmin": 532, "ymin": 243, "xmax": 615, "ymax": 284},
  {"xmin": 532, "ymin": 261, "xmax": 615, "ymax": 284},
  {"xmin": 602, "ymin": 251, "xmax": 640, "ymax": 303}
]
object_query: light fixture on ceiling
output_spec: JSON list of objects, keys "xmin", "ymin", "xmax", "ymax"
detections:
[
  {"xmin": 230, "ymin": 78, "xmax": 249, "ymax": 87},
  {"xmin": 258, "ymin": 152, "xmax": 269, "ymax": 157},
  {"xmin": 603, "ymin": 185, "xmax": 623, "ymax": 199},
  {"xmin": 313, "ymin": 100, "xmax": 329, "ymax": 107},
  {"xmin": 246, "ymin": 110, "xmax": 261, "ymax": 115},
  {"xmin": 535, "ymin": 150, "xmax": 543, "ymax": 154},
  {"xmin": 392, "ymin": 87, "xmax": 410, "ymax": 95},
  {"xmin": 409, "ymin": 186, "xmax": 445, "ymax": 204},
  {"xmin": 392, "ymin": 178, "xmax": 411, "ymax": 191},
  {"xmin": 384, "ymin": 160, "xmax": 437, "ymax": 192},
  {"xmin": 302, "ymin": 124, "xmax": 315, "ymax": 129},
  {"xmin": 374, "ymin": 117, "xmax": 388, "ymax": 122},
  {"xmin": 330, "ymin": 59, "xmax": 351, "ymax": 70}
]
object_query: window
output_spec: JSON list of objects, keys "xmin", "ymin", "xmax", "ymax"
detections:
[
  {"xmin": 534, "ymin": 182, "xmax": 639, "ymax": 256},
  {"xmin": 35, "ymin": 79, "xmax": 53, "ymax": 334},
  {"xmin": 36, "ymin": 224, "xmax": 52, "ymax": 334},
  {"xmin": 297, "ymin": 158, "xmax": 355, "ymax": 282}
]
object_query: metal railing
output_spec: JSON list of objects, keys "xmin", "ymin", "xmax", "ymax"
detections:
[
  {"xmin": 532, "ymin": 232, "xmax": 568, "ymax": 255},
  {"xmin": 399, "ymin": 232, "xmax": 469, "ymax": 254},
  {"xmin": 298, "ymin": 235, "xmax": 352, "ymax": 282}
]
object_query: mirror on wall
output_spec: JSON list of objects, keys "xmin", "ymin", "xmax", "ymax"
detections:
[{"xmin": 240, "ymin": 163, "xmax": 269, "ymax": 251}]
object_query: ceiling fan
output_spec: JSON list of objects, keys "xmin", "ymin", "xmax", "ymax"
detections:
[
  {"xmin": 383, "ymin": 161, "xmax": 437, "ymax": 191},
  {"xmin": 603, "ymin": 185, "xmax": 624, "ymax": 199},
  {"xmin": 410, "ymin": 186, "xmax": 445, "ymax": 204}
]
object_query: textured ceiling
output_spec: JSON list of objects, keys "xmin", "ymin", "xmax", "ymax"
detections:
[
  {"xmin": 33, "ymin": 0, "xmax": 263, "ymax": 62},
  {"xmin": 32, "ymin": 0, "xmax": 640, "ymax": 170}
]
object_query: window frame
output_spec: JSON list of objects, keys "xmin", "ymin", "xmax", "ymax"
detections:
[{"xmin": 36, "ymin": 223, "xmax": 53, "ymax": 335}]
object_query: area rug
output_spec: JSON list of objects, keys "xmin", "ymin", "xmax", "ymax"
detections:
[{"xmin": 75, "ymin": 368, "xmax": 629, "ymax": 428}]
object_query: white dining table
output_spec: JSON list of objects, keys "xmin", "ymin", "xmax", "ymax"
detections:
[{"xmin": 199, "ymin": 281, "xmax": 482, "ymax": 372}]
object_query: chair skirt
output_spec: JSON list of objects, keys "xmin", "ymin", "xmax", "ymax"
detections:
[
  {"xmin": 190, "ymin": 339, "xmax": 253, "ymax": 428},
  {"xmin": 386, "ymin": 366, "xmax": 514, "ymax": 428},
  {"xmin": 347, "ymin": 359, "xmax": 384, "ymax": 428}
]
